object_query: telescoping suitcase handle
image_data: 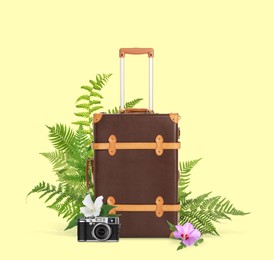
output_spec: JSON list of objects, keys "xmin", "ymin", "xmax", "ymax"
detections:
[{"xmin": 119, "ymin": 48, "xmax": 154, "ymax": 112}]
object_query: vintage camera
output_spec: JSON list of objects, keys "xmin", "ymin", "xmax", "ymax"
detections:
[{"xmin": 77, "ymin": 216, "xmax": 120, "ymax": 242}]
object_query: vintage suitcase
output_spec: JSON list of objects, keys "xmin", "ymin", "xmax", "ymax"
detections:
[{"xmin": 92, "ymin": 48, "xmax": 181, "ymax": 237}]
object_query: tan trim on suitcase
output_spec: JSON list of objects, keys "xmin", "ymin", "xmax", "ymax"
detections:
[
  {"xmin": 107, "ymin": 196, "xmax": 181, "ymax": 218},
  {"xmin": 169, "ymin": 113, "xmax": 180, "ymax": 124},
  {"xmin": 120, "ymin": 108, "xmax": 153, "ymax": 113},
  {"xmin": 119, "ymin": 48, "xmax": 154, "ymax": 58},
  {"xmin": 93, "ymin": 113, "xmax": 103, "ymax": 123},
  {"xmin": 93, "ymin": 135, "xmax": 181, "ymax": 156}
]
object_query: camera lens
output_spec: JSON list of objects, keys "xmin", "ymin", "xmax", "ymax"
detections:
[{"xmin": 93, "ymin": 223, "xmax": 111, "ymax": 241}]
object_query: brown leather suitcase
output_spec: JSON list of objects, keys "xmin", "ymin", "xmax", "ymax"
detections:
[{"xmin": 92, "ymin": 48, "xmax": 181, "ymax": 237}]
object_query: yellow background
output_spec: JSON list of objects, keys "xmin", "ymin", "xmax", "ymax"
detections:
[{"xmin": 1, "ymin": 0, "xmax": 273, "ymax": 259}]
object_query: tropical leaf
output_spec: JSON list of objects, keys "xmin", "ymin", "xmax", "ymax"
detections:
[
  {"xmin": 178, "ymin": 158, "xmax": 201, "ymax": 194},
  {"xmin": 179, "ymin": 192, "xmax": 249, "ymax": 235},
  {"xmin": 107, "ymin": 98, "xmax": 143, "ymax": 114},
  {"xmin": 177, "ymin": 243, "xmax": 186, "ymax": 250},
  {"xmin": 180, "ymin": 210, "xmax": 219, "ymax": 235},
  {"xmin": 76, "ymin": 103, "xmax": 90, "ymax": 110},
  {"xmin": 74, "ymin": 74, "xmax": 112, "ymax": 139},
  {"xmin": 125, "ymin": 98, "xmax": 143, "ymax": 108},
  {"xmin": 64, "ymin": 213, "xmax": 84, "ymax": 231},
  {"xmin": 81, "ymin": 85, "xmax": 93, "ymax": 92},
  {"xmin": 74, "ymin": 112, "xmax": 90, "ymax": 118},
  {"xmin": 46, "ymin": 124, "xmax": 74, "ymax": 152},
  {"xmin": 76, "ymin": 94, "xmax": 89, "ymax": 103},
  {"xmin": 71, "ymin": 120, "xmax": 90, "ymax": 126},
  {"xmin": 166, "ymin": 220, "xmax": 176, "ymax": 232},
  {"xmin": 90, "ymin": 91, "xmax": 103, "ymax": 98},
  {"xmin": 40, "ymin": 150, "xmax": 66, "ymax": 170},
  {"xmin": 89, "ymin": 105, "xmax": 103, "ymax": 113}
]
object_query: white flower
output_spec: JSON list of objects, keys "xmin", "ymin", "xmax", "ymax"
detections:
[{"xmin": 80, "ymin": 194, "xmax": 104, "ymax": 217}]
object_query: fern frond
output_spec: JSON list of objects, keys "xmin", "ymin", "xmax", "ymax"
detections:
[
  {"xmin": 181, "ymin": 192, "xmax": 212, "ymax": 211},
  {"xmin": 107, "ymin": 98, "xmax": 143, "ymax": 114},
  {"xmin": 76, "ymin": 94, "xmax": 90, "ymax": 102},
  {"xmin": 74, "ymin": 74, "xmax": 112, "ymax": 140},
  {"xmin": 46, "ymin": 124, "xmax": 75, "ymax": 152},
  {"xmin": 178, "ymin": 158, "xmax": 202, "ymax": 193},
  {"xmin": 59, "ymin": 172, "xmax": 85, "ymax": 186},
  {"xmin": 81, "ymin": 85, "xmax": 93, "ymax": 92},
  {"xmin": 89, "ymin": 105, "xmax": 103, "ymax": 113},
  {"xmin": 82, "ymin": 129, "xmax": 91, "ymax": 134},
  {"xmin": 27, "ymin": 181, "xmax": 49, "ymax": 196},
  {"xmin": 27, "ymin": 182, "xmax": 62, "ymax": 201},
  {"xmin": 90, "ymin": 73, "xmax": 112, "ymax": 90},
  {"xmin": 76, "ymin": 103, "xmax": 90, "ymax": 110},
  {"xmin": 90, "ymin": 100, "xmax": 101, "ymax": 105},
  {"xmin": 180, "ymin": 191, "xmax": 249, "ymax": 235},
  {"xmin": 40, "ymin": 151, "xmax": 66, "ymax": 170},
  {"xmin": 125, "ymin": 98, "xmax": 143, "ymax": 108},
  {"xmin": 71, "ymin": 120, "xmax": 90, "ymax": 126},
  {"xmin": 74, "ymin": 112, "xmax": 90, "ymax": 118},
  {"xmin": 180, "ymin": 211, "xmax": 219, "ymax": 235},
  {"xmin": 90, "ymin": 91, "xmax": 103, "ymax": 98},
  {"xmin": 107, "ymin": 107, "xmax": 119, "ymax": 114}
]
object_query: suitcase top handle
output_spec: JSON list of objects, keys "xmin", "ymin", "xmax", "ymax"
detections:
[
  {"xmin": 119, "ymin": 48, "xmax": 154, "ymax": 111},
  {"xmin": 119, "ymin": 48, "xmax": 154, "ymax": 58}
]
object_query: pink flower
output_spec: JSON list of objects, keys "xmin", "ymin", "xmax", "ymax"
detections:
[{"xmin": 174, "ymin": 222, "xmax": 201, "ymax": 246}]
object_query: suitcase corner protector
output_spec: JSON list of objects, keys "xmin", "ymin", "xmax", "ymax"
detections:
[
  {"xmin": 169, "ymin": 113, "xmax": 180, "ymax": 124},
  {"xmin": 93, "ymin": 113, "xmax": 104, "ymax": 124}
]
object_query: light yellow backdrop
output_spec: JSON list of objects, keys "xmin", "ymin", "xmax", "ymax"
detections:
[{"xmin": 1, "ymin": 0, "xmax": 273, "ymax": 259}]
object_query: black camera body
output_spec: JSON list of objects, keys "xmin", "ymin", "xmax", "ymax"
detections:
[{"xmin": 78, "ymin": 216, "xmax": 120, "ymax": 242}]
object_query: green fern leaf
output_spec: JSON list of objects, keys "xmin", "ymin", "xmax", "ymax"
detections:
[
  {"xmin": 178, "ymin": 158, "xmax": 202, "ymax": 193},
  {"xmin": 40, "ymin": 151, "xmax": 66, "ymax": 170},
  {"xmin": 71, "ymin": 120, "xmax": 90, "ymax": 126},
  {"xmin": 107, "ymin": 107, "xmax": 119, "ymax": 114},
  {"xmin": 89, "ymin": 79, "xmax": 96, "ymax": 86},
  {"xmin": 74, "ymin": 112, "xmax": 90, "ymax": 118},
  {"xmin": 90, "ymin": 100, "xmax": 101, "ymax": 105},
  {"xmin": 65, "ymin": 213, "xmax": 84, "ymax": 230},
  {"xmin": 27, "ymin": 182, "xmax": 60, "ymax": 201},
  {"xmin": 180, "ymin": 211, "xmax": 219, "ymax": 235},
  {"xmin": 90, "ymin": 91, "xmax": 103, "ymax": 99},
  {"xmin": 76, "ymin": 95, "xmax": 90, "ymax": 103},
  {"xmin": 125, "ymin": 98, "xmax": 143, "ymax": 108},
  {"xmin": 82, "ymin": 129, "xmax": 91, "ymax": 134},
  {"xmin": 46, "ymin": 124, "xmax": 75, "ymax": 152},
  {"xmin": 90, "ymin": 106, "xmax": 103, "ymax": 113},
  {"xmin": 76, "ymin": 103, "xmax": 90, "ymax": 110},
  {"xmin": 81, "ymin": 85, "xmax": 93, "ymax": 92},
  {"xmin": 107, "ymin": 98, "xmax": 143, "ymax": 114},
  {"xmin": 44, "ymin": 190, "xmax": 61, "ymax": 203}
]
